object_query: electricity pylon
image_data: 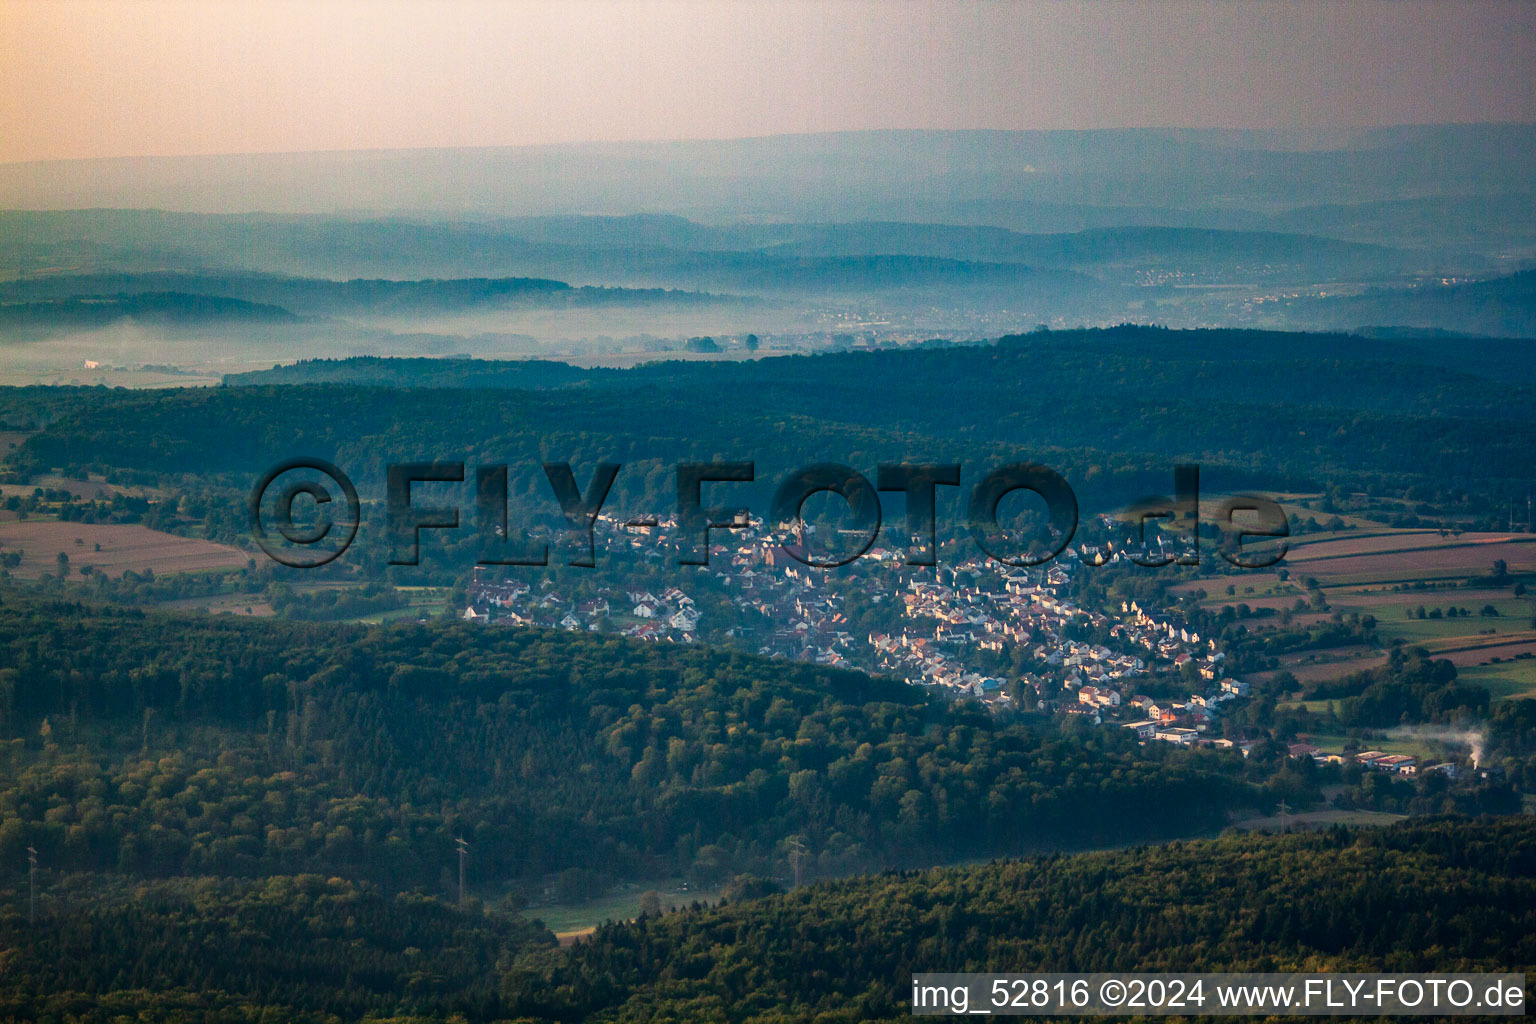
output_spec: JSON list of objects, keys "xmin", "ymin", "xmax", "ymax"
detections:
[{"xmin": 786, "ymin": 836, "xmax": 807, "ymax": 888}]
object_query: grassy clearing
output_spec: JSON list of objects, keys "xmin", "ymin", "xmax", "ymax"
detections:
[
  {"xmin": 1168, "ymin": 572, "xmax": 1294, "ymax": 597},
  {"xmin": 531, "ymin": 881, "xmax": 725, "ymax": 934},
  {"xmin": 1457, "ymin": 659, "xmax": 1536, "ymax": 702},
  {"xmin": 346, "ymin": 586, "xmax": 451, "ymax": 624},
  {"xmin": 1268, "ymin": 498, "xmax": 1393, "ymax": 531},
  {"xmin": 1300, "ymin": 732, "xmax": 1435, "ymax": 759},
  {"xmin": 158, "ymin": 592, "xmax": 275, "ymax": 617},
  {"xmin": 1232, "ymin": 807, "xmax": 1406, "ymax": 832},
  {"xmin": 1373, "ymin": 608, "xmax": 1530, "ymax": 644},
  {"xmin": 1325, "ymin": 585, "xmax": 1518, "ymax": 608},
  {"xmin": 1276, "ymin": 698, "xmax": 1339, "ymax": 713},
  {"xmin": 1310, "ymin": 570, "xmax": 1477, "ymax": 587}
]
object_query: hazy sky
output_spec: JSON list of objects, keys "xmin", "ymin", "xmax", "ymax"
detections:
[{"xmin": 2, "ymin": 0, "xmax": 1533, "ymax": 163}]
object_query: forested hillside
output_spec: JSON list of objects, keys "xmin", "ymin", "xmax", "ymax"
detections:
[
  {"xmin": 506, "ymin": 816, "xmax": 1536, "ymax": 1022},
  {"xmin": 0, "ymin": 873, "xmax": 548, "ymax": 1023},
  {"xmin": 7, "ymin": 327, "xmax": 1536, "ymax": 522},
  {"xmin": 226, "ymin": 354, "xmax": 614, "ymax": 389},
  {"xmin": 3, "ymin": 817, "xmax": 1528, "ymax": 1023},
  {"xmin": 0, "ymin": 599, "xmax": 1261, "ymax": 894}
]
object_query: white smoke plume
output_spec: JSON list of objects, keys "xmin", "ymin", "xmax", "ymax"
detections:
[{"xmin": 1385, "ymin": 725, "xmax": 1485, "ymax": 767}]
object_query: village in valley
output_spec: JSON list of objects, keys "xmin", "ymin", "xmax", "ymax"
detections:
[
  {"xmin": 459, "ymin": 512, "xmax": 1293, "ymax": 755},
  {"xmin": 452, "ymin": 487, "xmax": 1535, "ymax": 787}
]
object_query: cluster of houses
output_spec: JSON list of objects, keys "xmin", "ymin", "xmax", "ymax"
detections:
[
  {"xmin": 1103, "ymin": 679, "xmax": 1251, "ymax": 743},
  {"xmin": 463, "ymin": 573, "xmax": 702, "ymax": 641},
  {"xmin": 461, "ymin": 515, "xmax": 1222, "ymax": 716},
  {"xmin": 866, "ymin": 565, "xmax": 1204, "ymax": 707},
  {"xmin": 1115, "ymin": 600, "xmax": 1217, "ymax": 671},
  {"xmin": 867, "ymin": 630, "xmax": 1008, "ymax": 700}
]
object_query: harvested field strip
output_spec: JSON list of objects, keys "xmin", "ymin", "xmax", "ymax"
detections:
[
  {"xmin": 1288, "ymin": 534, "xmax": 1536, "ymax": 563},
  {"xmin": 0, "ymin": 518, "xmax": 248, "ymax": 578}
]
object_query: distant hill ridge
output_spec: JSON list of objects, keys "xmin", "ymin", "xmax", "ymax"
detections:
[
  {"xmin": 0, "ymin": 291, "xmax": 299, "ymax": 331},
  {"xmin": 1, "ymin": 126, "xmax": 1531, "ymax": 228},
  {"xmin": 223, "ymin": 323, "xmax": 1536, "ymax": 391},
  {"xmin": 225, "ymin": 354, "xmax": 612, "ymax": 389},
  {"xmin": 0, "ymin": 271, "xmax": 722, "ymax": 318}
]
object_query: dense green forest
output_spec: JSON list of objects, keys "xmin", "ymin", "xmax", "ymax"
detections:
[
  {"xmin": 0, "ymin": 599, "xmax": 1261, "ymax": 893},
  {"xmin": 227, "ymin": 355, "xmax": 615, "ymax": 389},
  {"xmin": 2, "ymin": 817, "xmax": 1529, "ymax": 1022},
  {"xmin": 6, "ymin": 327, "xmax": 1536, "ymax": 525},
  {"xmin": 505, "ymin": 816, "xmax": 1536, "ymax": 1022},
  {"xmin": 0, "ymin": 873, "xmax": 548, "ymax": 1023}
]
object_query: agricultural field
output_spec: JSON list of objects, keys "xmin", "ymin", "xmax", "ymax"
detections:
[
  {"xmin": 1427, "ymin": 632, "xmax": 1536, "ymax": 660},
  {"xmin": 0, "ymin": 516, "xmax": 249, "ymax": 577},
  {"xmin": 1457, "ymin": 658, "xmax": 1536, "ymax": 702},
  {"xmin": 157, "ymin": 593, "xmax": 276, "ymax": 617},
  {"xmin": 0, "ymin": 471, "xmax": 161, "ymax": 502},
  {"xmin": 1258, "ymin": 651, "xmax": 1390, "ymax": 686},
  {"xmin": 1170, "ymin": 571, "xmax": 1296, "ymax": 600},
  {"xmin": 1207, "ymin": 593, "xmax": 1306, "ymax": 611},
  {"xmin": 1215, "ymin": 525, "xmax": 1536, "ymax": 691},
  {"xmin": 1371, "ymin": 611, "xmax": 1530, "ymax": 644},
  {"xmin": 1267, "ymin": 494, "xmax": 1393, "ymax": 531},
  {"xmin": 1330, "ymin": 586, "xmax": 1514, "ymax": 608},
  {"xmin": 0, "ymin": 430, "xmax": 33, "ymax": 458},
  {"xmin": 1286, "ymin": 529, "xmax": 1489, "ymax": 559},
  {"xmin": 1288, "ymin": 532, "xmax": 1536, "ymax": 585}
]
